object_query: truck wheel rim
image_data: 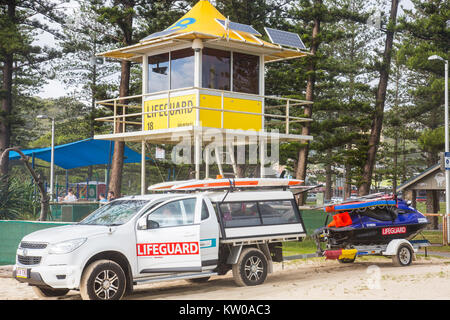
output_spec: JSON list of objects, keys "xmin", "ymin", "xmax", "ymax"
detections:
[
  {"xmin": 244, "ymin": 256, "xmax": 263, "ymax": 281},
  {"xmin": 399, "ymin": 247, "xmax": 411, "ymax": 265},
  {"xmin": 94, "ymin": 270, "xmax": 119, "ymax": 299}
]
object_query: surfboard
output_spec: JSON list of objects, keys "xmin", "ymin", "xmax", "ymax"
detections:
[
  {"xmin": 169, "ymin": 178, "xmax": 304, "ymax": 191},
  {"xmin": 147, "ymin": 180, "xmax": 195, "ymax": 191}
]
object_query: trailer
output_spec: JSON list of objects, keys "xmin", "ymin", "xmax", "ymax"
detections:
[{"xmin": 320, "ymin": 239, "xmax": 431, "ymax": 266}]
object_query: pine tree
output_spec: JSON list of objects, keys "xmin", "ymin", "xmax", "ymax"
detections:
[
  {"xmin": 397, "ymin": 0, "xmax": 449, "ymax": 166},
  {"xmin": 359, "ymin": 0, "xmax": 400, "ymax": 195},
  {"xmin": 265, "ymin": 0, "xmax": 370, "ymax": 201},
  {"xmin": 0, "ymin": 0, "xmax": 66, "ymax": 176}
]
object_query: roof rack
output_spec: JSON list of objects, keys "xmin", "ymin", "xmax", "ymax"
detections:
[{"xmin": 148, "ymin": 178, "xmax": 307, "ymax": 192}]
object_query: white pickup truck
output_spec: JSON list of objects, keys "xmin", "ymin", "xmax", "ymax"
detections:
[{"xmin": 13, "ymin": 189, "xmax": 307, "ymax": 300}]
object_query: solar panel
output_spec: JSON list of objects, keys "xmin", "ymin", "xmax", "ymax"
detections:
[
  {"xmin": 141, "ymin": 29, "xmax": 178, "ymax": 42},
  {"xmin": 216, "ymin": 19, "xmax": 261, "ymax": 36},
  {"xmin": 264, "ymin": 27, "xmax": 306, "ymax": 50}
]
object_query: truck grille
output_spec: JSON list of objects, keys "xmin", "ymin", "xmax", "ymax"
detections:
[
  {"xmin": 20, "ymin": 242, "xmax": 47, "ymax": 249},
  {"xmin": 18, "ymin": 255, "xmax": 41, "ymax": 265}
]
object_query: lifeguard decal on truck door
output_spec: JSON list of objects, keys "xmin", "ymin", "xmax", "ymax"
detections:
[{"xmin": 137, "ymin": 242, "xmax": 199, "ymax": 256}]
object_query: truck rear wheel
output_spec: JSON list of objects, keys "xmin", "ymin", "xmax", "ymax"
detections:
[
  {"xmin": 80, "ymin": 259, "xmax": 126, "ymax": 300},
  {"xmin": 232, "ymin": 248, "xmax": 268, "ymax": 287}
]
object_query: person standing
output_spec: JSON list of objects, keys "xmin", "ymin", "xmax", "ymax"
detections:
[
  {"xmin": 107, "ymin": 191, "xmax": 115, "ymax": 201},
  {"xmin": 64, "ymin": 189, "xmax": 77, "ymax": 202}
]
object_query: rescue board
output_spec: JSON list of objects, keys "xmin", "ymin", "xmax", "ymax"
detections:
[
  {"xmin": 325, "ymin": 197, "xmax": 397, "ymax": 213},
  {"xmin": 169, "ymin": 178, "xmax": 304, "ymax": 191},
  {"xmin": 147, "ymin": 180, "xmax": 195, "ymax": 191}
]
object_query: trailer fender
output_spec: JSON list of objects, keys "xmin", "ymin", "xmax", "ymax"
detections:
[{"xmin": 382, "ymin": 240, "xmax": 416, "ymax": 260}]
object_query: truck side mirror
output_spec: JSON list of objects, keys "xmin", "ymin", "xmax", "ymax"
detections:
[
  {"xmin": 147, "ymin": 220, "xmax": 160, "ymax": 229},
  {"xmin": 137, "ymin": 216, "xmax": 147, "ymax": 230},
  {"xmin": 137, "ymin": 217, "xmax": 160, "ymax": 230}
]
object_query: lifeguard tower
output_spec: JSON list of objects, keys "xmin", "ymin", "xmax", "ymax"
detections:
[{"xmin": 94, "ymin": 0, "xmax": 313, "ymax": 194}]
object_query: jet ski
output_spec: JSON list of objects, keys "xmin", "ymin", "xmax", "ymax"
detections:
[{"xmin": 313, "ymin": 194, "xmax": 429, "ymax": 249}]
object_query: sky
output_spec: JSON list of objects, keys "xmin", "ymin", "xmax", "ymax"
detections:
[{"xmin": 36, "ymin": 0, "xmax": 415, "ymax": 100}]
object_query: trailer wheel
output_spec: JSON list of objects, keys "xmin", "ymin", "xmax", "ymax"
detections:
[
  {"xmin": 232, "ymin": 248, "xmax": 268, "ymax": 287},
  {"xmin": 392, "ymin": 244, "xmax": 413, "ymax": 267},
  {"xmin": 338, "ymin": 257, "xmax": 356, "ymax": 264},
  {"xmin": 80, "ymin": 259, "xmax": 126, "ymax": 300}
]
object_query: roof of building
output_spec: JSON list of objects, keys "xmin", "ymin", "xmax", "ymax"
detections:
[{"xmin": 397, "ymin": 163, "xmax": 441, "ymax": 192}]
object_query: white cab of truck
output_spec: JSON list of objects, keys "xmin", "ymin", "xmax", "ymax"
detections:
[{"xmin": 13, "ymin": 190, "xmax": 306, "ymax": 300}]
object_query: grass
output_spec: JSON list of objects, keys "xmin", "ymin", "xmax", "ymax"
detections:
[
  {"xmin": 413, "ymin": 230, "xmax": 442, "ymax": 244},
  {"xmin": 282, "ymin": 237, "xmax": 318, "ymax": 256}
]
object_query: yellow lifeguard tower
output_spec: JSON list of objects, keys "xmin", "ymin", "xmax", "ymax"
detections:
[{"xmin": 94, "ymin": 0, "xmax": 313, "ymax": 194}]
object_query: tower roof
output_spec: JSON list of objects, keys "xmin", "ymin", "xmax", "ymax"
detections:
[{"xmin": 99, "ymin": 0, "xmax": 308, "ymax": 63}]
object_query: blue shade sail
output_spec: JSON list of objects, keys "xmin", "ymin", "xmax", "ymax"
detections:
[{"xmin": 9, "ymin": 138, "xmax": 145, "ymax": 169}]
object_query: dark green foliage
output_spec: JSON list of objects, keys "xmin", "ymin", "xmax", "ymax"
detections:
[
  {"xmin": 397, "ymin": 0, "xmax": 449, "ymax": 166},
  {"xmin": 0, "ymin": 175, "xmax": 39, "ymax": 220}
]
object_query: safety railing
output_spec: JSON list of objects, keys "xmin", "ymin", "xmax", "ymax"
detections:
[{"xmin": 94, "ymin": 87, "xmax": 313, "ymax": 135}]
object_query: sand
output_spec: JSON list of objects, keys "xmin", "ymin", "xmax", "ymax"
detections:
[{"xmin": 1, "ymin": 255, "xmax": 449, "ymax": 300}]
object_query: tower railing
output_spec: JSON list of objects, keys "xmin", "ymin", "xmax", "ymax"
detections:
[{"xmin": 94, "ymin": 86, "xmax": 313, "ymax": 136}]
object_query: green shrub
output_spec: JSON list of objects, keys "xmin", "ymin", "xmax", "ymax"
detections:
[{"xmin": 0, "ymin": 175, "xmax": 40, "ymax": 220}]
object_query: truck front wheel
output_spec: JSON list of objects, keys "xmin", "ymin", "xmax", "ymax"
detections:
[
  {"xmin": 232, "ymin": 248, "xmax": 268, "ymax": 287},
  {"xmin": 80, "ymin": 259, "xmax": 126, "ymax": 300},
  {"xmin": 32, "ymin": 286, "xmax": 69, "ymax": 298}
]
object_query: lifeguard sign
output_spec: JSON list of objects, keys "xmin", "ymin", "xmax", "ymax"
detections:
[{"xmin": 95, "ymin": 0, "xmax": 313, "ymax": 192}]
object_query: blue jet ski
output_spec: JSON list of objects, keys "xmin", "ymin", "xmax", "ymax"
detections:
[{"xmin": 313, "ymin": 195, "xmax": 429, "ymax": 249}]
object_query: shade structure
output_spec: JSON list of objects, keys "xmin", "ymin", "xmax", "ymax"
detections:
[{"xmin": 8, "ymin": 138, "xmax": 144, "ymax": 170}]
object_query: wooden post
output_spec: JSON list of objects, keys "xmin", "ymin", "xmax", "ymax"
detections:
[{"xmin": 443, "ymin": 215, "xmax": 448, "ymax": 245}]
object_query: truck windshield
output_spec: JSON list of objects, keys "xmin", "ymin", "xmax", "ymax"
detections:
[{"xmin": 79, "ymin": 200, "xmax": 149, "ymax": 226}]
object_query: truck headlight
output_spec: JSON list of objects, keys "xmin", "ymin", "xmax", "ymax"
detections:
[{"xmin": 48, "ymin": 238, "xmax": 87, "ymax": 254}]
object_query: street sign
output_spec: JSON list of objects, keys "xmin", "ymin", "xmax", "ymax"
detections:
[{"xmin": 445, "ymin": 152, "xmax": 450, "ymax": 170}]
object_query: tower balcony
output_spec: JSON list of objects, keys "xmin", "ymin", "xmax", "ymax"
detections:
[{"xmin": 94, "ymin": 86, "xmax": 313, "ymax": 145}]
